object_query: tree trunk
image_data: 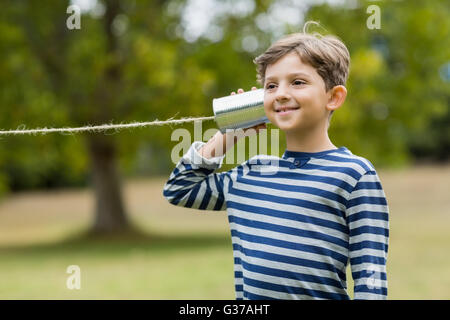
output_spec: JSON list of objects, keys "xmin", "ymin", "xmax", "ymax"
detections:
[
  {"xmin": 84, "ymin": 0, "xmax": 130, "ymax": 234},
  {"xmin": 87, "ymin": 135, "xmax": 129, "ymax": 233}
]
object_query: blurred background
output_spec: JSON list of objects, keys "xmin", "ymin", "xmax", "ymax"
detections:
[{"xmin": 0, "ymin": 0, "xmax": 449, "ymax": 299}]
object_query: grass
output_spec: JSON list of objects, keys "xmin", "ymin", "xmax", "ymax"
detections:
[
  {"xmin": 0, "ymin": 164, "xmax": 449, "ymax": 299},
  {"xmin": 0, "ymin": 232, "xmax": 234, "ymax": 299}
]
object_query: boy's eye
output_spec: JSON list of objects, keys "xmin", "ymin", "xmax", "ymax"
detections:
[
  {"xmin": 265, "ymin": 83, "xmax": 276, "ymax": 89},
  {"xmin": 293, "ymin": 80, "xmax": 306, "ymax": 85}
]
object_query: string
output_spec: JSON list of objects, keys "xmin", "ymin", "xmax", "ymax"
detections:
[{"xmin": 0, "ymin": 115, "xmax": 215, "ymax": 136}]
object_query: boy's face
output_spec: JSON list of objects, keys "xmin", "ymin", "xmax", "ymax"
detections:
[{"xmin": 263, "ymin": 52, "xmax": 331, "ymax": 133}]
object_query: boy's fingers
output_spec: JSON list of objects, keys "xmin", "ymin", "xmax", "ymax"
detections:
[
  {"xmin": 232, "ymin": 88, "xmax": 257, "ymax": 95},
  {"xmin": 256, "ymin": 123, "xmax": 266, "ymax": 132}
]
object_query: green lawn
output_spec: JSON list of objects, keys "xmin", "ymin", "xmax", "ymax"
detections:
[
  {"xmin": 0, "ymin": 164, "xmax": 449, "ymax": 299},
  {"xmin": 0, "ymin": 232, "xmax": 235, "ymax": 299}
]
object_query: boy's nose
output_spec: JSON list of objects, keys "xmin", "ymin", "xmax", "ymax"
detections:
[{"xmin": 275, "ymin": 86, "xmax": 291, "ymax": 102}]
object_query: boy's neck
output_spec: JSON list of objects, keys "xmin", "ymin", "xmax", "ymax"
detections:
[{"xmin": 284, "ymin": 124, "xmax": 337, "ymax": 153}]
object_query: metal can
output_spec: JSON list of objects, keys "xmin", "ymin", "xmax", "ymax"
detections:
[{"xmin": 213, "ymin": 88, "xmax": 270, "ymax": 133}]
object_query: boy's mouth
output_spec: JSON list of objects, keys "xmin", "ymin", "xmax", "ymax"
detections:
[{"xmin": 275, "ymin": 106, "xmax": 300, "ymax": 113}]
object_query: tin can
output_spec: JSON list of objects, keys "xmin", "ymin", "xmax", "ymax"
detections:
[{"xmin": 213, "ymin": 88, "xmax": 270, "ymax": 133}]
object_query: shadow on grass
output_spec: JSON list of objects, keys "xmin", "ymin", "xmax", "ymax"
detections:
[{"xmin": 0, "ymin": 226, "xmax": 231, "ymax": 256}]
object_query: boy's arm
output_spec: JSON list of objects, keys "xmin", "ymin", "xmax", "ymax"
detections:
[
  {"xmin": 163, "ymin": 87, "xmax": 266, "ymax": 211},
  {"xmin": 163, "ymin": 134, "xmax": 229, "ymax": 211},
  {"xmin": 346, "ymin": 170, "xmax": 389, "ymax": 300}
]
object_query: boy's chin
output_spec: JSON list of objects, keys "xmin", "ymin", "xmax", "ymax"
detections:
[
  {"xmin": 278, "ymin": 126, "xmax": 301, "ymax": 133},
  {"xmin": 270, "ymin": 119, "xmax": 301, "ymax": 130}
]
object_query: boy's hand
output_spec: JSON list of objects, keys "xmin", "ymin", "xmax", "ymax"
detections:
[{"xmin": 199, "ymin": 87, "xmax": 266, "ymax": 159}]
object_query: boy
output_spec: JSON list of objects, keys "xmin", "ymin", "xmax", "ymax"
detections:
[{"xmin": 163, "ymin": 26, "xmax": 389, "ymax": 300}]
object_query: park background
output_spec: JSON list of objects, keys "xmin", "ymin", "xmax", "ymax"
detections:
[{"xmin": 0, "ymin": 0, "xmax": 449, "ymax": 299}]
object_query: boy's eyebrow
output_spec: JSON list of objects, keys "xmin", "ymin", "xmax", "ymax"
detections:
[{"xmin": 265, "ymin": 72, "xmax": 311, "ymax": 82}]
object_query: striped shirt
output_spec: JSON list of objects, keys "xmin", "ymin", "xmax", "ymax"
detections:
[{"xmin": 163, "ymin": 141, "xmax": 389, "ymax": 300}]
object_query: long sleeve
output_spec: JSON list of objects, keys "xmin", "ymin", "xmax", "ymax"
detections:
[
  {"xmin": 346, "ymin": 170, "xmax": 389, "ymax": 300},
  {"xmin": 163, "ymin": 141, "xmax": 229, "ymax": 211}
]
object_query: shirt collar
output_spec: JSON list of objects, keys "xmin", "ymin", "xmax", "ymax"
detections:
[{"xmin": 282, "ymin": 147, "xmax": 348, "ymax": 160}]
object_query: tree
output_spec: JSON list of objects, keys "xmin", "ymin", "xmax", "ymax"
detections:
[
  {"xmin": 305, "ymin": 0, "xmax": 450, "ymax": 165},
  {"xmin": 0, "ymin": 0, "xmax": 447, "ymax": 234},
  {"xmin": 20, "ymin": 0, "xmax": 132, "ymax": 233},
  {"xmin": 0, "ymin": 0, "xmax": 207, "ymax": 233}
]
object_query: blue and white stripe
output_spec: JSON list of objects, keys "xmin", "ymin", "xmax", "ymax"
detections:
[{"xmin": 163, "ymin": 141, "xmax": 389, "ymax": 300}]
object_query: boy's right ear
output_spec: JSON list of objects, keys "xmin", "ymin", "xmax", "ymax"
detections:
[{"xmin": 326, "ymin": 85, "xmax": 347, "ymax": 112}]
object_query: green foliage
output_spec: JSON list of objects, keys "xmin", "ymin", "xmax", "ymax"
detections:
[
  {"xmin": 0, "ymin": 0, "xmax": 448, "ymax": 195},
  {"xmin": 307, "ymin": 0, "xmax": 450, "ymax": 166}
]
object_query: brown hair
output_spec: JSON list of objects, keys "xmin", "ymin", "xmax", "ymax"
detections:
[{"xmin": 254, "ymin": 22, "xmax": 350, "ymax": 92}]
